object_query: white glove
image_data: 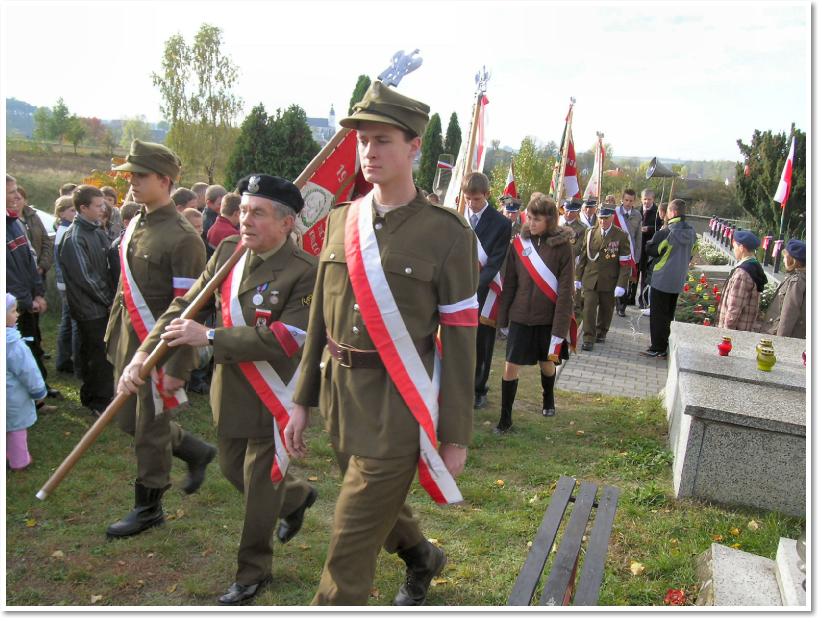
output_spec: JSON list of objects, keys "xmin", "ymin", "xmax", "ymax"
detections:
[
  {"xmin": 614, "ymin": 286, "xmax": 626, "ymax": 298},
  {"xmin": 574, "ymin": 281, "xmax": 583, "ymax": 290}
]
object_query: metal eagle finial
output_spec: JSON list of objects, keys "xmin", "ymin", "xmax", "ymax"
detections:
[{"xmin": 378, "ymin": 49, "xmax": 423, "ymax": 87}]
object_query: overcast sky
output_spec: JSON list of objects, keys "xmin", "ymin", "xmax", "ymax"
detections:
[{"xmin": 1, "ymin": 0, "xmax": 810, "ymax": 162}]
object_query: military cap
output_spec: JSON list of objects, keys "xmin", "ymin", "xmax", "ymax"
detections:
[
  {"xmin": 504, "ymin": 201, "xmax": 521, "ymax": 213},
  {"xmin": 733, "ymin": 229, "xmax": 760, "ymax": 251},
  {"xmin": 786, "ymin": 238, "xmax": 806, "ymax": 264},
  {"xmin": 563, "ymin": 199, "xmax": 582, "ymax": 212},
  {"xmin": 598, "ymin": 204, "xmax": 616, "ymax": 216},
  {"xmin": 583, "ymin": 198, "xmax": 598, "ymax": 208},
  {"xmin": 339, "ymin": 80, "xmax": 430, "ymax": 137},
  {"xmin": 236, "ymin": 174, "xmax": 304, "ymax": 214},
  {"xmin": 113, "ymin": 139, "xmax": 182, "ymax": 180}
]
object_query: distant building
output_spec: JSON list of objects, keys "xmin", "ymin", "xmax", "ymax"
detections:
[{"xmin": 307, "ymin": 105, "xmax": 336, "ymax": 147}]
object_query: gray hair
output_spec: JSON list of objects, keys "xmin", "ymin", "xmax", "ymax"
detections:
[
  {"xmin": 205, "ymin": 184, "xmax": 227, "ymax": 203},
  {"xmin": 641, "ymin": 188, "xmax": 655, "ymax": 198}
]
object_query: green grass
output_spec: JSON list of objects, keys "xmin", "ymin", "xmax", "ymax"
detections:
[{"xmin": 6, "ymin": 327, "xmax": 803, "ymax": 606}]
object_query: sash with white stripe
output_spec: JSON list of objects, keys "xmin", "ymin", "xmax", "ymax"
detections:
[
  {"xmin": 475, "ymin": 236, "xmax": 503, "ymax": 326},
  {"xmin": 344, "ymin": 192, "xmax": 462, "ymax": 505},
  {"xmin": 512, "ymin": 235, "xmax": 578, "ymax": 353},
  {"xmin": 220, "ymin": 248, "xmax": 306, "ymax": 483},
  {"xmin": 613, "ymin": 208, "xmax": 638, "ymax": 279},
  {"xmin": 119, "ymin": 215, "xmax": 188, "ymax": 414}
]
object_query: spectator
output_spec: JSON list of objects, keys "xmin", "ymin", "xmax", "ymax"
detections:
[
  {"xmin": 640, "ymin": 199, "xmax": 696, "ymax": 358},
  {"xmin": 17, "ymin": 186, "xmax": 54, "ymax": 279},
  {"xmin": 53, "ymin": 196, "xmax": 81, "ymax": 375},
  {"xmin": 604, "ymin": 194, "xmax": 617, "ymax": 206},
  {"xmin": 6, "ymin": 293, "xmax": 49, "ymax": 471},
  {"xmin": 760, "ymin": 239, "xmax": 805, "ymax": 338},
  {"xmin": 614, "ymin": 188, "xmax": 642, "ymax": 316},
  {"xmin": 6, "ymin": 175, "xmax": 56, "ymax": 398},
  {"xmin": 100, "ymin": 185, "xmax": 123, "ymax": 240},
  {"xmin": 202, "ymin": 184, "xmax": 227, "ymax": 244},
  {"xmin": 59, "ymin": 185, "xmax": 116, "ymax": 415},
  {"xmin": 717, "ymin": 230, "xmax": 766, "ymax": 332},
  {"xmin": 182, "ymin": 207, "xmax": 204, "ymax": 237},
  {"xmin": 207, "ymin": 192, "xmax": 241, "ymax": 253},
  {"xmin": 191, "ymin": 182, "xmax": 209, "ymax": 210},
  {"xmin": 171, "ymin": 187, "xmax": 198, "ymax": 212},
  {"xmin": 638, "ymin": 188, "xmax": 663, "ymax": 308},
  {"xmin": 60, "ymin": 182, "xmax": 78, "ymax": 197}
]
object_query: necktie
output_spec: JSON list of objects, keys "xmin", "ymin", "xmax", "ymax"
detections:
[
  {"xmin": 248, "ymin": 254, "xmax": 263, "ymax": 274},
  {"xmin": 470, "ymin": 213, "xmax": 479, "ymax": 229}
]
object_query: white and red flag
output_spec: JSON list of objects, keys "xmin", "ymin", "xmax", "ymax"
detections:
[
  {"xmin": 583, "ymin": 135, "xmax": 605, "ymax": 201},
  {"xmin": 773, "ymin": 136, "xmax": 795, "ymax": 209},
  {"xmin": 503, "ymin": 159, "xmax": 518, "ymax": 199},
  {"xmin": 474, "ymin": 94, "xmax": 490, "ymax": 174},
  {"xmin": 295, "ymin": 129, "xmax": 372, "ymax": 256}
]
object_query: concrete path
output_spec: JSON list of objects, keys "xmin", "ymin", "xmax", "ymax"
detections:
[{"xmin": 555, "ymin": 306, "xmax": 669, "ymax": 398}]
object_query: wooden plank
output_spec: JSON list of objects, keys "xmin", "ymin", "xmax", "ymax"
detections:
[
  {"xmin": 507, "ymin": 476, "xmax": 576, "ymax": 605},
  {"xmin": 538, "ymin": 482, "xmax": 597, "ymax": 606},
  {"xmin": 572, "ymin": 485, "xmax": 620, "ymax": 606}
]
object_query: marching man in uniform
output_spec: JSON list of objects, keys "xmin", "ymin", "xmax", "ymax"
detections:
[
  {"xmin": 561, "ymin": 199, "xmax": 587, "ymax": 321},
  {"xmin": 285, "ymin": 81, "xmax": 479, "ymax": 606},
  {"xmin": 575, "ymin": 203, "xmax": 631, "ymax": 351},
  {"xmin": 104, "ymin": 140, "xmax": 216, "ymax": 538}
]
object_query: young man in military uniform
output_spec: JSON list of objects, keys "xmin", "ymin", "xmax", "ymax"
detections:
[
  {"xmin": 126, "ymin": 174, "xmax": 319, "ymax": 605},
  {"xmin": 285, "ymin": 81, "xmax": 478, "ymax": 606},
  {"xmin": 561, "ymin": 199, "xmax": 587, "ymax": 318},
  {"xmin": 104, "ymin": 140, "xmax": 216, "ymax": 538},
  {"xmin": 575, "ymin": 203, "xmax": 631, "ymax": 350}
]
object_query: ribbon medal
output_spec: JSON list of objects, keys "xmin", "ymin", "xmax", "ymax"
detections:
[
  {"xmin": 254, "ymin": 308, "xmax": 272, "ymax": 328},
  {"xmin": 252, "ymin": 282, "xmax": 269, "ymax": 306}
]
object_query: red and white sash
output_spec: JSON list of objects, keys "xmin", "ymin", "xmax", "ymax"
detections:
[
  {"xmin": 613, "ymin": 207, "xmax": 638, "ymax": 279},
  {"xmin": 119, "ymin": 215, "xmax": 188, "ymax": 414},
  {"xmin": 220, "ymin": 248, "xmax": 306, "ymax": 483},
  {"xmin": 476, "ymin": 239, "xmax": 503, "ymax": 326},
  {"xmin": 345, "ymin": 192, "xmax": 464, "ymax": 505},
  {"xmin": 512, "ymin": 235, "xmax": 578, "ymax": 353}
]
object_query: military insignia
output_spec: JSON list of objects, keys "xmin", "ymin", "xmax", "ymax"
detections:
[
  {"xmin": 269, "ymin": 290, "xmax": 280, "ymax": 305},
  {"xmin": 523, "ymin": 247, "xmax": 532, "ymax": 257},
  {"xmin": 301, "ymin": 294, "xmax": 313, "ymax": 306},
  {"xmin": 252, "ymin": 293, "xmax": 264, "ymax": 305},
  {"xmin": 254, "ymin": 308, "xmax": 271, "ymax": 327},
  {"xmin": 248, "ymin": 175, "xmax": 260, "ymax": 194}
]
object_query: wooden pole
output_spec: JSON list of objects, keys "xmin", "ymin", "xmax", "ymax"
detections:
[
  {"xmin": 458, "ymin": 92, "xmax": 483, "ymax": 217},
  {"xmin": 597, "ymin": 133, "xmax": 604, "ymax": 203},
  {"xmin": 294, "ymin": 128, "xmax": 352, "ymax": 187},
  {"xmin": 555, "ymin": 102, "xmax": 574, "ymax": 206}
]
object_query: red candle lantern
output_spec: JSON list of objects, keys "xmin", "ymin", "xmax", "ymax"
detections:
[
  {"xmin": 712, "ymin": 285, "xmax": 719, "ymax": 295},
  {"xmin": 703, "ymin": 318, "xmax": 711, "ymax": 326},
  {"xmin": 684, "ymin": 284, "xmax": 690, "ymax": 292},
  {"xmin": 717, "ymin": 336, "xmax": 733, "ymax": 356}
]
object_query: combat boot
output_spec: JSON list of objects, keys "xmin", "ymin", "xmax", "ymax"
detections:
[
  {"xmin": 494, "ymin": 378, "xmax": 518, "ymax": 434},
  {"xmin": 172, "ymin": 432, "xmax": 217, "ymax": 494},
  {"xmin": 393, "ymin": 539, "xmax": 447, "ymax": 606},
  {"xmin": 106, "ymin": 482, "xmax": 169, "ymax": 538},
  {"xmin": 541, "ymin": 372, "xmax": 556, "ymax": 417}
]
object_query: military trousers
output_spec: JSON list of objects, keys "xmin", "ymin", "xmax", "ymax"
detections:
[
  {"xmin": 474, "ymin": 323, "xmax": 497, "ymax": 397},
  {"xmin": 218, "ymin": 435, "xmax": 314, "ymax": 585},
  {"xmin": 582, "ymin": 289, "xmax": 616, "ymax": 344},
  {"xmin": 312, "ymin": 451, "xmax": 425, "ymax": 605}
]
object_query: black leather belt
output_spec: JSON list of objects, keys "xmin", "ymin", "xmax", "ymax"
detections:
[{"xmin": 326, "ymin": 334, "xmax": 434, "ymax": 369}]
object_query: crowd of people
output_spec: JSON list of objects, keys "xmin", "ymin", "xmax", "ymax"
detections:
[{"xmin": 4, "ymin": 80, "xmax": 806, "ymax": 606}]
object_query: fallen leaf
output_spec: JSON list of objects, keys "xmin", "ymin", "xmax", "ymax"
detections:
[
  {"xmin": 663, "ymin": 588, "xmax": 686, "ymax": 606},
  {"xmin": 729, "ymin": 527, "xmax": 740, "ymax": 537},
  {"xmin": 308, "ymin": 476, "xmax": 318, "ymax": 482},
  {"xmin": 64, "ymin": 431, "xmax": 71, "ymax": 437},
  {"xmin": 51, "ymin": 550, "xmax": 65, "ymax": 559},
  {"xmin": 582, "ymin": 535, "xmax": 587, "ymax": 542},
  {"xmin": 495, "ymin": 479, "xmax": 505, "ymax": 487},
  {"xmin": 619, "ymin": 451, "xmax": 628, "ymax": 456},
  {"xmin": 669, "ymin": 538, "xmax": 679, "ymax": 546},
  {"xmin": 483, "ymin": 420, "xmax": 491, "ymax": 426},
  {"xmin": 528, "ymin": 494, "xmax": 539, "ymax": 505},
  {"xmin": 526, "ymin": 541, "xmax": 533, "ymax": 549},
  {"xmin": 428, "ymin": 538, "xmax": 440, "ymax": 545},
  {"xmin": 433, "ymin": 578, "xmax": 448, "ymax": 585},
  {"xmin": 147, "ymin": 552, "xmax": 155, "ymax": 558},
  {"xmin": 551, "ymin": 543, "xmax": 558, "ymax": 554},
  {"xmin": 299, "ymin": 544, "xmax": 310, "ymax": 550},
  {"xmin": 167, "ymin": 584, "xmax": 177, "ymax": 594},
  {"xmin": 90, "ymin": 595, "xmax": 103, "ymax": 604},
  {"xmin": 369, "ymin": 587, "xmax": 380, "ymax": 599},
  {"xmin": 629, "ymin": 561, "xmax": 645, "ymax": 576},
  {"xmin": 747, "ymin": 520, "xmax": 760, "ymax": 531},
  {"xmin": 175, "ymin": 509, "xmax": 185, "ymax": 519},
  {"xmin": 25, "ymin": 518, "xmax": 37, "ymax": 528},
  {"xmin": 135, "ymin": 580, "xmax": 145, "ymax": 589},
  {"xmin": 117, "ymin": 560, "xmax": 126, "ymax": 566},
  {"xmin": 711, "ymin": 535, "xmax": 724, "ymax": 542},
  {"xmin": 569, "ymin": 421, "xmax": 575, "ymax": 426},
  {"xmin": 576, "ymin": 430, "xmax": 585, "ymax": 436},
  {"xmin": 730, "ymin": 543, "xmax": 742, "ymax": 549},
  {"xmin": 201, "ymin": 549, "xmax": 213, "ymax": 558}
]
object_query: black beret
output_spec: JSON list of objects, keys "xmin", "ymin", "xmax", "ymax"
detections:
[
  {"xmin": 733, "ymin": 229, "xmax": 760, "ymax": 250},
  {"xmin": 235, "ymin": 174, "xmax": 304, "ymax": 213},
  {"xmin": 786, "ymin": 239, "xmax": 805, "ymax": 264}
]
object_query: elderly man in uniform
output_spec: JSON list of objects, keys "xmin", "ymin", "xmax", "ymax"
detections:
[
  {"xmin": 286, "ymin": 81, "xmax": 478, "ymax": 606},
  {"xmin": 127, "ymin": 174, "xmax": 319, "ymax": 604},
  {"xmin": 104, "ymin": 140, "xmax": 217, "ymax": 538},
  {"xmin": 561, "ymin": 199, "xmax": 587, "ymax": 319},
  {"xmin": 580, "ymin": 198, "xmax": 598, "ymax": 230},
  {"xmin": 575, "ymin": 203, "xmax": 631, "ymax": 350}
]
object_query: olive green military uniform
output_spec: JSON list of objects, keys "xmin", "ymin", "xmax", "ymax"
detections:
[
  {"xmin": 104, "ymin": 201, "xmax": 206, "ymax": 488},
  {"xmin": 566, "ymin": 218, "xmax": 588, "ymax": 318},
  {"xmin": 293, "ymin": 190, "xmax": 478, "ymax": 604},
  {"xmin": 142, "ymin": 235, "xmax": 317, "ymax": 585},
  {"xmin": 576, "ymin": 224, "xmax": 630, "ymax": 344}
]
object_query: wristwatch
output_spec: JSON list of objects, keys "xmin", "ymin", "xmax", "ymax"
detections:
[{"xmin": 206, "ymin": 328, "xmax": 215, "ymax": 345}]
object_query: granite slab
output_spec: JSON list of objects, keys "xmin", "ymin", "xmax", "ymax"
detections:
[
  {"xmin": 675, "ymin": 345, "xmax": 805, "ymax": 392},
  {"xmin": 696, "ymin": 543, "xmax": 783, "ymax": 606},
  {"xmin": 775, "ymin": 537, "xmax": 806, "ymax": 606}
]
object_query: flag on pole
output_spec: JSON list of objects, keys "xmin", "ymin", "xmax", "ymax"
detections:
[
  {"xmin": 773, "ymin": 136, "xmax": 795, "ymax": 209},
  {"xmin": 474, "ymin": 94, "xmax": 490, "ymax": 173},
  {"xmin": 564, "ymin": 135, "xmax": 580, "ymax": 198},
  {"xmin": 437, "ymin": 160, "xmax": 454, "ymax": 170},
  {"xmin": 295, "ymin": 130, "xmax": 372, "ymax": 256},
  {"xmin": 583, "ymin": 135, "xmax": 605, "ymax": 201},
  {"xmin": 504, "ymin": 160, "xmax": 518, "ymax": 199}
]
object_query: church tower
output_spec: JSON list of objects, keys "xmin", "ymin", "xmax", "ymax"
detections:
[{"xmin": 328, "ymin": 105, "xmax": 336, "ymax": 130}]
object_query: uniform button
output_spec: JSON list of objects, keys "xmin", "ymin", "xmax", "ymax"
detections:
[
  {"xmin": 404, "ymin": 267, "xmax": 412, "ymax": 275},
  {"xmin": 329, "ymin": 252, "xmax": 336, "ymax": 260},
  {"xmin": 319, "ymin": 361, "xmax": 326, "ymax": 370},
  {"xmin": 375, "ymin": 222, "xmax": 383, "ymax": 230},
  {"xmin": 353, "ymin": 303, "xmax": 360, "ymax": 312},
  {"xmin": 352, "ymin": 326, "xmax": 360, "ymax": 334}
]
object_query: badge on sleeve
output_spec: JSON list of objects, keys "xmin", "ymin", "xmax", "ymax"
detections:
[{"xmin": 254, "ymin": 309, "xmax": 272, "ymax": 328}]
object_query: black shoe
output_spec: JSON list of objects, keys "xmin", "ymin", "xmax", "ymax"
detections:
[
  {"xmin": 56, "ymin": 362, "xmax": 74, "ymax": 374},
  {"xmin": 541, "ymin": 372, "xmax": 556, "ymax": 418},
  {"xmin": 640, "ymin": 349, "xmax": 667, "ymax": 358},
  {"xmin": 43, "ymin": 352, "xmax": 52, "ymax": 360},
  {"xmin": 596, "ymin": 336, "xmax": 606, "ymax": 343},
  {"xmin": 542, "ymin": 408, "xmax": 556, "ymax": 417},
  {"xmin": 106, "ymin": 482, "xmax": 169, "ymax": 538},
  {"xmin": 217, "ymin": 575, "xmax": 272, "ymax": 605},
  {"xmin": 188, "ymin": 382, "xmax": 210, "ymax": 395},
  {"xmin": 581, "ymin": 342, "xmax": 593, "ymax": 351},
  {"xmin": 46, "ymin": 388, "xmax": 62, "ymax": 399},
  {"xmin": 492, "ymin": 425, "xmax": 512, "ymax": 435},
  {"xmin": 617, "ymin": 308, "xmax": 626, "ymax": 317},
  {"xmin": 172, "ymin": 433, "xmax": 217, "ymax": 494},
  {"xmin": 473, "ymin": 394, "xmax": 488, "ymax": 409},
  {"xmin": 394, "ymin": 540, "xmax": 447, "ymax": 606},
  {"xmin": 277, "ymin": 487, "xmax": 318, "ymax": 543}
]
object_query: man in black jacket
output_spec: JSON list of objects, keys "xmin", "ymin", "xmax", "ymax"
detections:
[
  {"xmin": 464, "ymin": 173, "xmax": 511, "ymax": 409},
  {"xmin": 638, "ymin": 189, "xmax": 664, "ymax": 307},
  {"xmin": 60, "ymin": 185, "xmax": 116, "ymax": 414}
]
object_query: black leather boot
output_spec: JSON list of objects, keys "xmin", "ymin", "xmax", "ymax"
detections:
[
  {"xmin": 494, "ymin": 379, "xmax": 518, "ymax": 434},
  {"xmin": 172, "ymin": 432, "xmax": 217, "ymax": 494},
  {"xmin": 393, "ymin": 539, "xmax": 447, "ymax": 606},
  {"xmin": 541, "ymin": 372, "xmax": 556, "ymax": 417},
  {"xmin": 106, "ymin": 482, "xmax": 170, "ymax": 538},
  {"xmin": 277, "ymin": 486, "xmax": 318, "ymax": 543}
]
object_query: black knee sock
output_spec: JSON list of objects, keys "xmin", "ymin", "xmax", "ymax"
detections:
[
  {"xmin": 498, "ymin": 378, "xmax": 518, "ymax": 429},
  {"xmin": 541, "ymin": 372, "xmax": 555, "ymax": 410}
]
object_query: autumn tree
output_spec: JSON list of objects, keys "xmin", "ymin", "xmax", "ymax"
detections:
[
  {"xmin": 349, "ymin": 74, "xmax": 371, "ymax": 114},
  {"xmin": 416, "ymin": 113, "xmax": 443, "ymax": 194},
  {"xmin": 152, "ymin": 24, "xmax": 243, "ymax": 183},
  {"xmin": 119, "ymin": 116, "xmax": 153, "ymax": 148},
  {"xmin": 65, "ymin": 117, "xmax": 88, "ymax": 154},
  {"xmin": 489, "ymin": 137, "xmax": 556, "ymax": 203}
]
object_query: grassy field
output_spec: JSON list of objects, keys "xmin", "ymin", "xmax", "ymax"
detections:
[{"xmin": 5, "ymin": 311, "xmax": 804, "ymax": 607}]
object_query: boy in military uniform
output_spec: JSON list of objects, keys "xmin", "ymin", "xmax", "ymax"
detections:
[
  {"xmin": 575, "ymin": 203, "xmax": 631, "ymax": 350},
  {"xmin": 285, "ymin": 81, "xmax": 478, "ymax": 606},
  {"xmin": 105, "ymin": 140, "xmax": 216, "ymax": 538},
  {"xmin": 561, "ymin": 199, "xmax": 587, "ymax": 319},
  {"xmin": 129, "ymin": 174, "xmax": 319, "ymax": 604}
]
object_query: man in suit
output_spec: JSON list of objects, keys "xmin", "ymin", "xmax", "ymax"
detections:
[
  {"xmin": 614, "ymin": 189, "xmax": 643, "ymax": 316},
  {"xmin": 464, "ymin": 172, "xmax": 511, "ymax": 409},
  {"xmin": 124, "ymin": 174, "xmax": 319, "ymax": 604},
  {"xmin": 638, "ymin": 188, "xmax": 663, "ymax": 308},
  {"xmin": 575, "ymin": 204, "xmax": 631, "ymax": 350}
]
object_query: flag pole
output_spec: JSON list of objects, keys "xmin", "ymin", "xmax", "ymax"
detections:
[
  {"xmin": 597, "ymin": 131, "xmax": 604, "ymax": 202},
  {"xmin": 458, "ymin": 91, "xmax": 483, "ymax": 217},
  {"xmin": 773, "ymin": 133, "xmax": 795, "ymax": 274},
  {"xmin": 555, "ymin": 98, "xmax": 575, "ymax": 208}
]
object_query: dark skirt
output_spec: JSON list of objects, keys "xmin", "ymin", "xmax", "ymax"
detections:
[{"xmin": 505, "ymin": 321, "xmax": 570, "ymax": 366}]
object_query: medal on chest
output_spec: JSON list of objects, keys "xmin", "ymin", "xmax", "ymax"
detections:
[{"xmin": 252, "ymin": 282, "xmax": 269, "ymax": 306}]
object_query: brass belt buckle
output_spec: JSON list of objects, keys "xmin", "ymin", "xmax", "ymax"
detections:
[{"xmin": 336, "ymin": 342, "xmax": 354, "ymax": 368}]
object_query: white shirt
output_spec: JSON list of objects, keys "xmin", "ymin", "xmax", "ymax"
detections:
[{"xmin": 467, "ymin": 201, "xmax": 489, "ymax": 229}]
